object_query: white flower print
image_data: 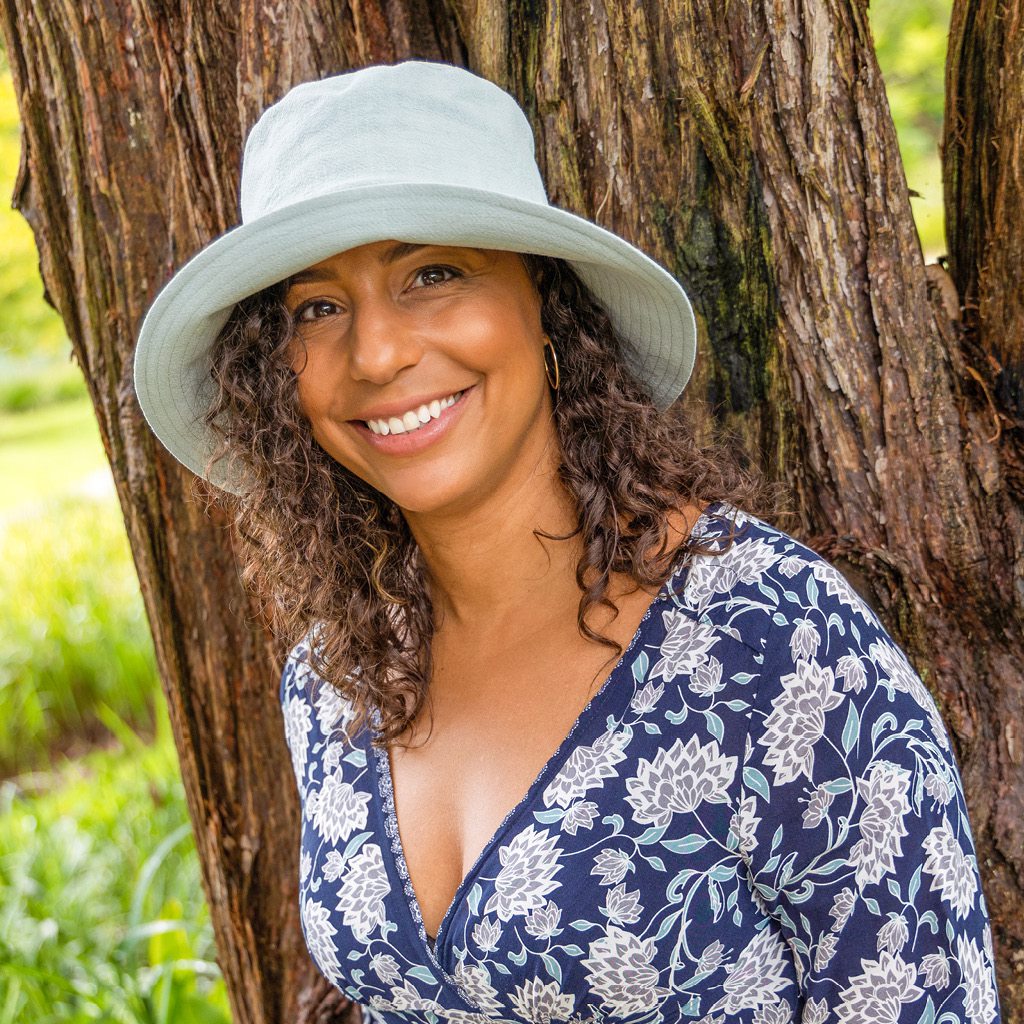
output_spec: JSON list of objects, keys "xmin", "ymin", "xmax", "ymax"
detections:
[
  {"xmin": 472, "ymin": 915, "xmax": 503, "ymax": 951},
  {"xmin": 836, "ymin": 653, "xmax": 867, "ymax": 694},
  {"xmin": 836, "ymin": 951, "xmax": 925, "ymax": 1023},
  {"xmin": 625, "ymin": 734, "xmax": 737, "ymax": 826},
  {"xmin": 801, "ymin": 782, "xmax": 835, "ymax": 829},
  {"xmin": 452, "ymin": 961, "xmax": 503, "ymax": 1014},
  {"xmin": 313, "ymin": 682, "xmax": 355, "ymax": 737},
  {"xmin": 829, "ymin": 886, "xmax": 856, "ymax": 933},
  {"xmin": 868, "ymin": 638, "xmax": 951, "ymax": 751},
  {"xmin": 322, "ymin": 850, "xmax": 344, "ymax": 882},
  {"xmin": 923, "ymin": 815, "xmax": 978, "ymax": 920},
  {"xmin": 582, "ymin": 926, "xmax": 669, "ymax": 1015},
  {"xmin": 370, "ymin": 952, "xmax": 402, "ymax": 985},
  {"xmin": 925, "ymin": 771, "xmax": 955, "ymax": 805},
  {"xmin": 438, "ymin": 1014, "xmax": 519, "ymax": 1024},
  {"xmin": 850, "ymin": 762, "xmax": 912, "ymax": 889},
  {"xmin": 561, "ymin": 801, "xmax": 598, "ymax": 836},
  {"xmin": 334, "ymin": 843, "xmax": 390, "ymax": 943},
  {"xmin": 484, "ymin": 826, "xmax": 564, "ymax": 921},
  {"xmin": 801, "ymin": 997, "xmax": 829, "ymax": 1024},
  {"xmin": 690, "ymin": 657, "xmax": 726, "ymax": 696},
  {"xmin": 591, "ymin": 848, "xmax": 632, "ymax": 886},
  {"xmin": 283, "ymin": 693, "xmax": 313, "ymax": 787},
  {"xmin": 509, "ymin": 977, "xmax": 576, "ymax": 1022},
  {"xmin": 758, "ymin": 657, "xmax": 844, "ymax": 785},
  {"xmin": 814, "ymin": 932, "xmax": 838, "ymax": 971},
  {"xmin": 603, "ymin": 883, "xmax": 643, "ymax": 926},
  {"xmin": 650, "ymin": 610, "xmax": 721, "ymax": 682},
  {"xmin": 753, "ymin": 1000, "xmax": 793, "ymax": 1024},
  {"xmin": 730, "ymin": 794, "xmax": 761, "ymax": 853},
  {"xmin": 300, "ymin": 849, "xmax": 312, "ymax": 884},
  {"xmin": 374, "ymin": 978, "xmax": 444, "ymax": 1012},
  {"xmin": 697, "ymin": 939, "xmax": 727, "ymax": 974},
  {"xmin": 789, "ymin": 618, "xmax": 821, "ymax": 661},
  {"xmin": 543, "ymin": 729, "xmax": 629, "ymax": 809},
  {"xmin": 310, "ymin": 769, "xmax": 371, "ymax": 846},
  {"xmin": 777, "ymin": 554, "xmax": 808, "ymax": 578},
  {"xmin": 957, "ymin": 934, "xmax": 998, "ymax": 1024},
  {"xmin": 877, "ymin": 913, "xmax": 910, "ymax": 953},
  {"xmin": 712, "ymin": 924, "xmax": 791, "ymax": 1013},
  {"xmin": 920, "ymin": 949, "xmax": 951, "ymax": 989},
  {"xmin": 630, "ymin": 680, "xmax": 664, "ymax": 715},
  {"xmin": 300, "ymin": 896, "xmax": 343, "ymax": 983},
  {"xmin": 810, "ymin": 561, "xmax": 878, "ymax": 623},
  {"xmin": 525, "ymin": 900, "xmax": 561, "ymax": 939}
]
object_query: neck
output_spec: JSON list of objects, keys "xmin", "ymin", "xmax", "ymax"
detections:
[{"xmin": 402, "ymin": 447, "xmax": 584, "ymax": 635}]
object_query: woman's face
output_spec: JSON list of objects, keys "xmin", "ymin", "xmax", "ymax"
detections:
[{"xmin": 282, "ymin": 240, "xmax": 555, "ymax": 517}]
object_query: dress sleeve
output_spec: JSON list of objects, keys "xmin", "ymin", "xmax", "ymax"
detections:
[{"xmin": 736, "ymin": 558, "xmax": 1001, "ymax": 1023}]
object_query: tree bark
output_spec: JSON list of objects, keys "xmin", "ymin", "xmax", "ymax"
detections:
[{"xmin": 1, "ymin": 0, "xmax": 1019, "ymax": 1020}]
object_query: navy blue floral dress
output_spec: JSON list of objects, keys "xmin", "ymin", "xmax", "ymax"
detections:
[{"xmin": 279, "ymin": 501, "xmax": 1001, "ymax": 1024}]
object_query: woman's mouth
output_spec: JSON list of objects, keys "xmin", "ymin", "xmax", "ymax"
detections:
[
  {"xmin": 364, "ymin": 390, "xmax": 464, "ymax": 436},
  {"xmin": 352, "ymin": 387, "xmax": 474, "ymax": 453}
]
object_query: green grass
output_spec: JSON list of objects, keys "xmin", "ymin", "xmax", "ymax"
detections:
[
  {"xmin": 0, "ymin": 704, "xmax": 231, "ymax": 1024},
  {"xmin": 0, "ymin": 398, "xmax": 110, "ymax": 513},
  {"xmin": 0, "ymin": 489, "xmax": 157, "ymax": 777}
]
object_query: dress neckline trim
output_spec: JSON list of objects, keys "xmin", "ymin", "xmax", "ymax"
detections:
[{"xmin": 368, "ymin": 500, "xmax": 725, "ymax": 995}]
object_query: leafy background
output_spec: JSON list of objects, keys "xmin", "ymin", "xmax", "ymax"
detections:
[{"xmin": 0, "ymin": 7, "xmax": 951, "ymax": 1020}]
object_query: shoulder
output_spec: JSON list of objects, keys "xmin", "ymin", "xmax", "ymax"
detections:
[
  {"xmin": 667, "ymin": 501, "xmax": 886, "ymax": 668},
  {"xmin": 666, "ymin": 502, "xmax": 954, "ymax": 756}
]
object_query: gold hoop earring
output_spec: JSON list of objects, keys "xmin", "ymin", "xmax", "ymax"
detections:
[{"xmin": 542, "ymin": 336, "xmax": 560, "ymax": 391}]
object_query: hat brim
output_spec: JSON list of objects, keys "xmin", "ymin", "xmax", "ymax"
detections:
[{"xmin": 133, "ymin": 182, "xmax": 697, "ymax": 494}]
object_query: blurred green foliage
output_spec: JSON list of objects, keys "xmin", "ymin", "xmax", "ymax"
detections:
[
  {"xmin": 0, "ymin": 398, "xmax": 110, "ymax": 512},
  {"xmin": 0, "ymin": 488, "xmax": 157, "ymax": 777},
  {"xmin": 869, "ymin": 0, "xmax": 952, "ymax": 259},
  {"xmin": 0, "ymin": 70, "xmax": 86, "ymax": 413},
  {"xmin": 0, "ymin": 704, "xmax": 231, "ymax": 1023}
]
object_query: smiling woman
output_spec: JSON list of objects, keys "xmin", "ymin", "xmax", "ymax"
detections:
[{"xmin": 133, "ymin": 61, "xmax": 1000, "ymax": 1024}]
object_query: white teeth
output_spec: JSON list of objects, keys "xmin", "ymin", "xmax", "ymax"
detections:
[{"xmin": 365, "ymin": 391, "xmax": 463, "ymax": 436}]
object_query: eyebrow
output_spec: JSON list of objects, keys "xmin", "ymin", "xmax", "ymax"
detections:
[{"xmin": 285, "ymin": 243, "xmax": 486, "ymax": 287}]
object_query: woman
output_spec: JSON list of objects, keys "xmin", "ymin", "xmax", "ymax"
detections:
[{"xmin": 134, "ymin": 61, "xmax": 1000, "ymax": 1023}]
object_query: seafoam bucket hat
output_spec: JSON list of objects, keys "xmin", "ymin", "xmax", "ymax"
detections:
[{"xmin": 133, "ymin": 60, "xmax": 698, "ymax": 494}]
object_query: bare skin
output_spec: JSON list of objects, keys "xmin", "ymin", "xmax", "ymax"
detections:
[{"xmin": 283, "ymin": 238, "xmax": 704, "ymax": 941}]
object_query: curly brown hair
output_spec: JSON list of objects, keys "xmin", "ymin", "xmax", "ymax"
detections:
[{"xmin": 202, "ymin": 252, "xmax": 780, "ymax": 747}]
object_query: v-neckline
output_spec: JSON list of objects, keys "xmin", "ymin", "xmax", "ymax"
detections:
[{"xmin": 369, "ymin": 501, "xmax": 722, "ymax": 974}]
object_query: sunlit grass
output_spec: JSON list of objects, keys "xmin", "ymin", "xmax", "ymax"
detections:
[
  {"xmin": 0, "ymin": 397, "xmax": 111, "ymax": 513},
  {"xmin": 0, "ymin": 490, "xmax": 156, "ymax": 777},
  {"xmin": 0, "ymin": 702, "xmax": 231, "ymax": 1024}
]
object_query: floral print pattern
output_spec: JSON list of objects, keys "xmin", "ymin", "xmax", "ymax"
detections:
[{"xmin": 280, "ymin": 501, "xmax": 1001, "ymax": 1023}]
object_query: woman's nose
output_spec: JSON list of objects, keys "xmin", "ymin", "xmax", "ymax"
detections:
[{"xmin": 347, "ymin": 300, "xmax": 425, "ymax": 385}]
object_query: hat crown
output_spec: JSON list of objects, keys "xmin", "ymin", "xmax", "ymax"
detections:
[{"xmin": 240, "ymin": 61, "xmax": 548, "ymax": 222}]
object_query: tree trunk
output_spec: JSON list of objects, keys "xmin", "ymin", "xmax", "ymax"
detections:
[{"xmin": 1, "ymin": 0, "xmax": 1019, "ymax": 1021}]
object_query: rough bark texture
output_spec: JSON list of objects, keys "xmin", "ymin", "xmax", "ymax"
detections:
[{"xmin": 1, "ymin": 0, "xmax": 1019, "ymax": 1020}]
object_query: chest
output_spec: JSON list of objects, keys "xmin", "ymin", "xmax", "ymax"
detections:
[
  {"xmin": 293, "ymin": 610, "xmax": 788, "ymax": 1021},
  {"xmin": 387, "ymin": 609, "xmax": 642, "ymax": 939}
]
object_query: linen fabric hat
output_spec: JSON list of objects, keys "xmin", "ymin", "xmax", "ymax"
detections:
[{"xmin": 133, "ymin": 60, "xmax": 698, "ymax": 494}]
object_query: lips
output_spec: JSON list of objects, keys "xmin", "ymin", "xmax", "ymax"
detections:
[
  {"xmin": 364, "ymin": 391, "xmax": 464, "ymax": 436},
  {"xmin": 352, "ymin": 386, "xmax": 474, "ymax": 454}
]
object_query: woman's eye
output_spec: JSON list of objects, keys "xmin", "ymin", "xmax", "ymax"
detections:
[
  {"xmin": 413, "ymin": 265, "xmax": 460, "ymax": 289},
  {"xmin": 294, "ymin": 300, "xmax": 339, "ymax": 323}
]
